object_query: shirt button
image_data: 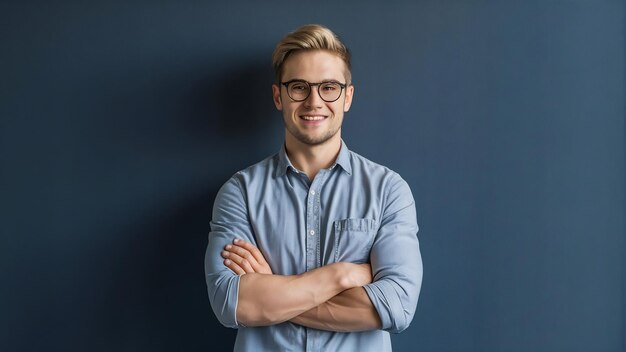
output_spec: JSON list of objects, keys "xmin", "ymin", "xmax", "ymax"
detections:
[
  {"xmin": 309, "ymin": 230, "xmax": 315, "ymax": 236},
  {"xmin": 310, "ymin": 190, "xmax": 316, "ymax": 195}
]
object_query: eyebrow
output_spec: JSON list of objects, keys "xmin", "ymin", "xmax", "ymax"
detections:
[{"xmin": 284, "ymin": 78, "xmax": 343, "ymax": 83}]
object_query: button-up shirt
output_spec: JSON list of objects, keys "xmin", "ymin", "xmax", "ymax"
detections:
[{"xmin": 205, "ymin": 140, "xmax": 422, "ymax": 352}]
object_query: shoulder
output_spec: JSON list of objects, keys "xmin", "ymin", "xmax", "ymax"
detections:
[
  {"xmin": 347, "ymin": 149, "xmax": 407, "ymax": 186},
  {"xmin": 347, "ymin": 149, "xmax": 414, "ymax": 212},
  {"xmin": 218, "ymin": 152, "xmax": 280, "ymax": 194}
]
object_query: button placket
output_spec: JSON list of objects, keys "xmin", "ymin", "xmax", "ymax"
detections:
[
  {"xmin": 304, "ymin": 170, "xmax": 326, "ymax": 352},
  {"xmin": 305, "ymin": 171, "xmax": 325, "ymax": 273},
  {"xmin": 305, "ymin": 184, "xmax": 315, "ymax": 272}
]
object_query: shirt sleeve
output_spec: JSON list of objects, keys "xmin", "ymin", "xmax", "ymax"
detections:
[
  {"xmin": 204, "ymin": 175, "xmax": 255, "ymax": 329},
  {"xmin": 362, "ymin": 174, "xmax": 423, "ymax": 333}
]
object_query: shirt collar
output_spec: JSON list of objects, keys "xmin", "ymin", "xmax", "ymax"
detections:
[
  {"xmin": 275, "ymin": 139, "xmax": 352, "ymax": 177},
  {"xmin": 275, "ymin": 144, "xmax": 294, "ymax": 177},
  {"xmin": 334, "ymin": 139, "xmax": 352, "ymax": 175}
]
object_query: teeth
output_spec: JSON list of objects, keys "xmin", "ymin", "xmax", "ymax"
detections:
[{"xmin": 301, "ymin": 116, "xmax": 325, "ymax": 121}]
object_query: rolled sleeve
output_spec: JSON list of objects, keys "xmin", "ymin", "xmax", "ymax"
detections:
[
  {"xmin": 204, "ymin": 175, "xmax": 255, "ymax": 329},
  {"xmin": 363, "ymin": 175, "xmax": 423, "ymax": 333}
]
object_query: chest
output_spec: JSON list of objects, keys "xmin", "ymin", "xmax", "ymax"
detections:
[{"xmin": 246, "ymin": 172, "xmax": 383, "ymax": 274}]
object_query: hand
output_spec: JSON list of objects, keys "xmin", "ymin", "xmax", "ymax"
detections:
[
  {"xmin": 221, "ymin": 239, "xmax": 273, "ymax": 275},
  {"xmin": 348, "ymin": 263, "xmax": 373, "ymax": 287}
]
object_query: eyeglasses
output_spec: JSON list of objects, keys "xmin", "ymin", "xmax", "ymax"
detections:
[{"xmin": 280, "ymin": 79, "xmax": 347, "ymax": 103}]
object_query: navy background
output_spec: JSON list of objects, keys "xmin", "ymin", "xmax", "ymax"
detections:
[{"xmin": 1, "ymin": 1, "xmax": 624, "ymax": 351}]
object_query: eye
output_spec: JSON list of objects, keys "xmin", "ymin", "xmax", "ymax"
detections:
[
  {"xmin": 290, "ymin": 82, "xmax": 308, "ymax": 91},
  {"xmin": 321, "ymin": 83, "xmax": 339, "ymax": 91}
]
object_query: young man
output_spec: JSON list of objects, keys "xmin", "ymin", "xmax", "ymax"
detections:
[{"xmin": 205, "ymin": 24, "xmax": 422, "ymax": 351}]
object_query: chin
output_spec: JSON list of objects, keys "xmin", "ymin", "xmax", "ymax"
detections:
[{"xmin": 297, "ymin": 131, "xmax": 340, "ymax": 146}]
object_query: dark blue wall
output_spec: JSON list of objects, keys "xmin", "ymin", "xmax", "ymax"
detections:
[{"xmin": 1, "ymin": 1, "xmax": 624, "ymax": 351}]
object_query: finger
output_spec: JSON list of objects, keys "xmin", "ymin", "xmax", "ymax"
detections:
[
  {"xmin": 222, "ymin": 251, "xmax": 254, "ymax": 273},
  {"xmin": 233, "ymin": 239, "xmax": 268, "ymax": 265},
  {"xmin": 224, "ymin": 244, "xmax": 258, "ymax": 268},
  {"xmin": 230, "ymin": 240, "xmax": 273, "ymax": 274},
  {"xmin": 223, "ymin": 259, "xmax": 245, "ymax": 275},
  {"xmin": 239, "ymin": 258, "xmax": 255, "ymax": 273}
]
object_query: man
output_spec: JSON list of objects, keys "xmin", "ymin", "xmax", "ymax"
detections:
[{"xmin": 205, "ymin": 24, "xmax": 422, "ymax": 351}]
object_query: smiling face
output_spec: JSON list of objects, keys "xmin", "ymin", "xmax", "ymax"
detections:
[{"xmin": 272, "ymin": 50, "xmax": 354, "ymax": 147}]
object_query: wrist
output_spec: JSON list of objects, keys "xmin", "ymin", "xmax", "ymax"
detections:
[{"xmin": 335, "ymin": 262, "xmax": 357, "ymax": 290}]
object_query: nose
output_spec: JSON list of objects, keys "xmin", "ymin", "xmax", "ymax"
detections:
[{"xmin": 303, "ymin": 84, "xmax": 324, "ymax": 108}]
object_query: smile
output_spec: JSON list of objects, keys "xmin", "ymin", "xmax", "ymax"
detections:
[{"xmin": 300, "ymin": 115, "xmax": 327, "ymax": 121}]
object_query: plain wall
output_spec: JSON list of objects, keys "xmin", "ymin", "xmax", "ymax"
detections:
[{"xmin": 1, "ymin": 1, "xmax": 624, "ymax": 351}]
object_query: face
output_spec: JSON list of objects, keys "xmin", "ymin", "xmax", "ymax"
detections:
[{"xmin": 272, "ymin": 50, "xmax": 354, "ymax": 147}]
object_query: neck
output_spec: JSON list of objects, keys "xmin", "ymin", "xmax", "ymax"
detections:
[{"xmin": 284, "ymin": 133, "xmax": 342, "ymax": 181}]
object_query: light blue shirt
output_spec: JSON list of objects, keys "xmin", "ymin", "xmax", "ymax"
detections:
[{"xmin": 205, "ymin": 140, "xmax": 422, "ymax": 352}]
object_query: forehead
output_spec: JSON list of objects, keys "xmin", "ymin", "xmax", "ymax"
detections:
[{"xmin": 282, "ymin": 50, "xmax": 347, "ymax": 82}]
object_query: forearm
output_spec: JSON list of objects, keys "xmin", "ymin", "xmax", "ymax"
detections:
[
  {"xmin": 289, "ymin": 287, "xmax": 381, "ymax": 332},
  {"xmin": 236, "ymin": 262, "xmax": 362, "ymax": 326}
]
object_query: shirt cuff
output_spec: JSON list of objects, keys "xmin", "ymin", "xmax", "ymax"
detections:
[
  {"xmin": 363, "ymin": 279, "xmax": 407, "ymax": 333},
  {"xmin": 209, "ymin": 273, "xmax": 241, "ymax": 329}
]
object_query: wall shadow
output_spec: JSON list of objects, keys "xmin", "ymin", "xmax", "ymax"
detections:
[{"xmin": 97, "ymin": 59, "xmax": 278, "ymax": 351}]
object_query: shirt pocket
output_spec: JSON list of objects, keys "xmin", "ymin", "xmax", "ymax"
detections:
[{"xmin": 333, "ymin": 218, "xmax": 378, "ymax": 264}]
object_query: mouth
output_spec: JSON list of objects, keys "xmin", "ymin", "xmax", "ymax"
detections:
[{"xmin": 299, "ymin": 115, "xmax": 328, "ymax": 122}]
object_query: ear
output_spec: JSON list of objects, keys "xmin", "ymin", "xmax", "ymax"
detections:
[
  {"xmin": 272, "ymin": 84, "xmax": 283, "ymax": 111},
  {"xmin": 343, "ymin": 84, "xmax": 354, "ymax": 112}
]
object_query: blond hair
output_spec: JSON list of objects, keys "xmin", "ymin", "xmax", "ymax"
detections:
[{"xmin": 272, "ymin": 24, "xmax": 352, "ymax": 84}]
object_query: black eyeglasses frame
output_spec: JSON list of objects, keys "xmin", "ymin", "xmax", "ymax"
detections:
[{"xmin": 280, "ymin": 79, "xmax": 347, "ymax": 103}]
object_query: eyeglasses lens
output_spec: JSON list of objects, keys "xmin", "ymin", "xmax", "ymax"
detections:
[{"xmin": 288, "ymin": 82, "xmax": 342, "ymax": 102}]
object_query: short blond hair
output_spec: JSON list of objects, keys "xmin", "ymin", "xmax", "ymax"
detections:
[{"xmin": 272, "ymin": 24, "xmax": 352, "ymax": 84}]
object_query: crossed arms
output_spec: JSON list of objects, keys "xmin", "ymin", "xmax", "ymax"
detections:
[
  {"xmin": 220, "ymin": 239, "xmax": 381, "ymax": 331},
  {"xmin": 204, "ymin": 175, "xmax": 422, "ymax": 333}
]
